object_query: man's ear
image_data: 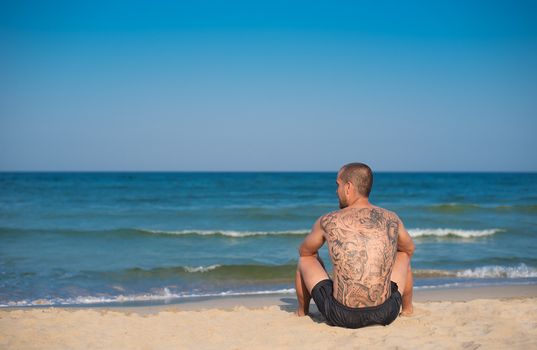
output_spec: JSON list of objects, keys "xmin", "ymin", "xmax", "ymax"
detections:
[{"xmin": 344, "ymin": 182, "xmax": 352, "ymax": 195}]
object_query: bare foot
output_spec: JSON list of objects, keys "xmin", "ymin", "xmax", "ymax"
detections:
[
  {"xmin": 295, "ymin": 309, "xmax": 308, "ymax": 317},
  {"xmin": 400, "ymin": 305, "xmax": 414, "ymax": 316}
]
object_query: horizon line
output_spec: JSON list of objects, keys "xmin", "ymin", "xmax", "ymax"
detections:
[{"xmin": 1, "ymin": 170, "xmax": 536, "ymax": 174}]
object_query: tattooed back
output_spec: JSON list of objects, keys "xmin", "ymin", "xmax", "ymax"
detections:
[{"xmin": 320, "ymin": 207, "xmax": 400, "ymax": 308}]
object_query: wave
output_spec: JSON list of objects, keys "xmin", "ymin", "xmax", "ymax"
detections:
[
  {"xmin": 141, "ymin": 229, "xmax": 309, "ymax": 238},
  {"xmin": 0, "ymin": 226, "xmax": 505, "ymax": 239},
  {"xmin": 183, "ymin": 264, "xmax": 222, "ymax": 273},
  {"xmin": 0, "ymin": 287, "xmax": 296, "ymax": 308},
  {"xmin": 414, "ymin": 264, "xmax": 537, "ymax": 279},
  {"xmin": 427, "ymin": 203, "xmax": 537, "ymax": 214},
  {"xmin": 413, "ymin": 280, "xmax": 537, "ymax": 290},
  {"xmin": 455, "ymin": 264, "xmax": 537, "ymax": 278},
  {"xmin": 413, "ymin": 269, "xmax": 459, "ymax": 278},
  {"xmin": 4, "ymin": 264, "xmax": 537, "ymax": 307},
  {"xmin": 127, "ymin": 227, "xmax": 504, "ymax": 239},
  {"xmin": 36, "ymin": 263, "xmax": 537, "ymax": 283},
  {"xmin": 493, "ymin": 204, "xmax": 537, "ymax": 213},
  {"xmin": 99, "ymin": 264, "xmax": 298, "ymax": 282},
  {"xmin": 408, "ymin": 228, "xmax": 503, "ymax": 238},
  {"xmin": 5, "ymin": 279, "xmax": 537, "ymax": 307},
  {"xmin": 428, "ymin": 203, "xmax": 482, "ymax": 213},
  {"xmin": 0, "ymin": 227, "xmax": 310, "ymax": 239}
]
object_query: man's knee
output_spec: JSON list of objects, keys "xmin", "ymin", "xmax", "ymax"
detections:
[
  {"xmin": 299, "ymin": 255, "xmax": 325, "ymax": 269},
  {"xmin": 297, "ymin": 256, "xmax": 312, "ymax": 272},
  {"xmin": 316, "ymin": 255, "xmax": 326, "ymax": 270},
  {"xmin": 298, "ymin": 256, "xmax": 329, "ymax": 291},
  {"xmin": 391, "ymin": 252, "xmax": 410, "ymax": 294}
]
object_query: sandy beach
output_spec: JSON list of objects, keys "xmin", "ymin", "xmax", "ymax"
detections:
[{"xmin": 1, "ymin": 285, "xmax": 536, "ymax": 349}]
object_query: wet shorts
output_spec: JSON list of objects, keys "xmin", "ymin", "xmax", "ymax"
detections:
[{"xmin": 311, "ymin": 279, "xmax": 402, "ymax": 329}]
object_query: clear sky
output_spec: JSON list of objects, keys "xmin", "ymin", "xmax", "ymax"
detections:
[{"xmin": 1, "ymin": 0, "xmax": 536, "ymax": 171}]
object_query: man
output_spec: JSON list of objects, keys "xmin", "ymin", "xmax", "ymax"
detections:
[{"xmin": 295, "ymin": 163, "xmax": 415, "ymax": 328}]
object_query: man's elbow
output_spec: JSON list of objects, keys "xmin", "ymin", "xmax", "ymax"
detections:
[
  {"xmin": 407, "ymin": 242, "xmax": 416, "ymax": 258},
  {"xmin": 298, "ymin": 245, "xmax": 316, "ymax": 257},
  {"xmin": 398, "ymin": 242, "xmax": 415, "ymax": 258},
  {"xmin": 298, "ymin": 246, "xmax": 308, "ymax": 257}
]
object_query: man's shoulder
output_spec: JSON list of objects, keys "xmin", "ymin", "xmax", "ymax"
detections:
[
  {"xmin": 319, "ymin": 207, "xmax": 403, "ymax": 230},
  {"xmin": 319, "ymin": 209, "xmax": 341, "ymax": 228},
  {"xmin": 320, "ymin": 207, "xmax": 400, "ymax": 219},
  {"xmin": 370, "ymin": 205, "xmax": 395, "ymax": 215},
  {"xmin": 322, "ymin": 209, "xmax": 341, "ymax": 217},
  {"xmin": 368, "ymin": 206, "xmax": 402, "ymax": 225}
]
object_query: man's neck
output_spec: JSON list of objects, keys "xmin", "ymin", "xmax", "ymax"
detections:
[{"xmin": 346, "ymin": 197, "xmax": 373, "ymax": 209}]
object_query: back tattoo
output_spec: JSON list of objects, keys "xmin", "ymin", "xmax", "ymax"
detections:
[{"xmin": 320, "ymin": 207, "xmax": 400, "ymax": 307}]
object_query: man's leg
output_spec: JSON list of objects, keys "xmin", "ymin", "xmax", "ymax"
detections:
[
  {"xmin": 295, "ymin": 255, "xmax": 329, "ymax": 316},
  {"xmin": 390, "ymin": 252, "xmax": 414, "ymax": 316},
  {"xmin": 295, "ymin": 265, "xmax": 311, "ymax": 316},
  {"xmin": 401, "ymin": 263, "xmax": 414, "ymax": 315}
]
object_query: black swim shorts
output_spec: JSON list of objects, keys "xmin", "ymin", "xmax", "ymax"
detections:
[{"xmin": 310, "ymin": 279, "xmax": 402, "ymax": 329}]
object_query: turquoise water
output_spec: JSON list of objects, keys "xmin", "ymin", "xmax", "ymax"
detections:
[{"xmin": 1, "ymin": 172, "xmax": 536, "ymax": 307}]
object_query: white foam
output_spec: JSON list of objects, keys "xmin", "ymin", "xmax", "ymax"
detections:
[
  {"xmin": 143, "ymin": 228, "xmax": 503, "ymax": 238},
  {"xmin": 414, "ymin": 280, "xmax": 537, "ymax": 290},
  {"xmin": 142, "ymin": 229, "xmax": 309, "ymax": 237},
  {"xmin": 408, "ymin": 228, "xmax": 502, "ymax": 238},
  {"xmin": 413, "ymin": 269, "xmax": 458, "ymax": 278},
  {"xmin": 456, "ymin": 264, "xmax": 537, "ymax": 278},
  {"xmin": 183, "ymin": 265, "xmax": 222, "ymax": 273},
  {"xmin": 414, "ymin": 282, "xmax": 465, "ymax": 290},
  {"xmin": 0, "ymin": 288, "xmax": 296, "ymax": 308},
  {"xmin": 432, "ymin": 203, "xmax": 480, "ymax": 208}
]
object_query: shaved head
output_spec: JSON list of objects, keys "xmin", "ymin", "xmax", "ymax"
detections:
[{"xmin": 338, "ymin": 163, "xmax": 373, "ymax": 198}]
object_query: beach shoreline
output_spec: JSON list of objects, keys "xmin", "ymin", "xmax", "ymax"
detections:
[
  {"xmin": 1, "ymin": 284, "xmax": 536, "ymax": 349},
  {"xmin": 2, "ymin": 283, "xmax": 536, "ymax": 313}
]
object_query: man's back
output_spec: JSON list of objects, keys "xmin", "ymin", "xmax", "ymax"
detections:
[
  {"xmin": 295, "ymin": 162, "xmax": 414, "ymax": 326},
  {"xmin": 320, "ymin": 206, "xmax": 400, "ymax": 308}
]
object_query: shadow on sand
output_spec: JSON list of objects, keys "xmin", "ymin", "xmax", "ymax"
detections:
[{"xmin": 278, "ymin": 297, "xmax": 326, "ymax": 324}]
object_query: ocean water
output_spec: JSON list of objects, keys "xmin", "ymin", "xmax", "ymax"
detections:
[{"xmin": 1, "ymin": 172, "xmax": 536, "ymax": 307}]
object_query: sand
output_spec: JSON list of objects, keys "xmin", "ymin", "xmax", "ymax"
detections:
[{"xmin": 1, "ymin": 285, "xmax": 536, "ymax": 349}]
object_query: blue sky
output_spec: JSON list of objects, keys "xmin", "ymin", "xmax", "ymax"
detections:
[{"xmin": 1, "ymin": 0, "xmax": 536, "ymax": 171}]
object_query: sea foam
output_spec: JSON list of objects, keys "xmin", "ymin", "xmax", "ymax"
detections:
[
  {"xmin": 142, "ymin": 227, "xmax": 502, "ymax": 238},
  {"xmin": 456, "ymin": 263, "xmax": 537, "ymax": 278},
  {"xmin": 142, "ymin": 229, "xmax": 309, "ymax": 237},
  {"xmin": 183, "ymin": 265, "xmax": 222, "ymax": 273},
  {"xmin": 413, "ymin": 264, "xmax": 537, "ymax": 278},
  {"xmin": 408, "ymin": 228, "xmax": 502, "ymax": 238},
  {"xmin": 0, "ymin": 288, "xmax": 296, "ymax": 307}
]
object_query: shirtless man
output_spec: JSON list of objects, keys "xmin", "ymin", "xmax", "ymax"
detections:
[{"xmin": 295, "ymin": 163, "xmax": 415, "ymax": 328}]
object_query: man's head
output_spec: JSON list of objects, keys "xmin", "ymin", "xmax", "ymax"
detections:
[{"xmin": 336, "ymin": 163, "xmax": 373, "ymax": 209}]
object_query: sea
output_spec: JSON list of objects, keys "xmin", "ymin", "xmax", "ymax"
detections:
[{"xmin": 1, "ymin": 172, "xmax": 536, "ymax": 307}]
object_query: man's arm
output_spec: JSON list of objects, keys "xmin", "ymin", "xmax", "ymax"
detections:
[
  {"xmin": 397, "ymin": 219, "xmax": 415, "ymax": 257},
  {"xmin": 298, "ymin": 217, "xmax": 326, "ymax": 257},
  {"xmin": 295, "ymin": 217, "xmax": 329, "ymax": 316}
]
